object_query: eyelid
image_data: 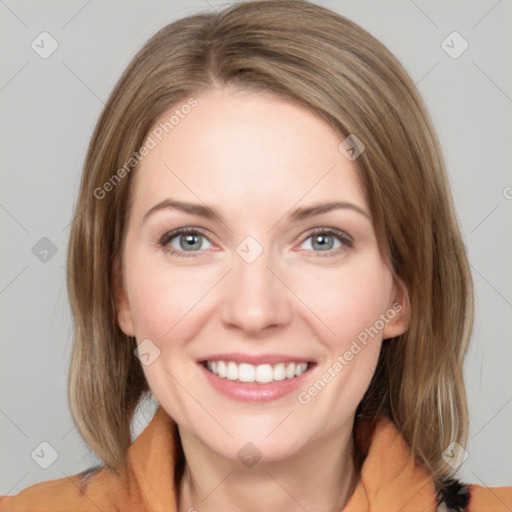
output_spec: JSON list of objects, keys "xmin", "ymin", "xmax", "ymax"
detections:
[
  {"xmin": 159, "ymin": 226, "xmax": 211, "ymax": 246},
  {"xmin": 300, "ymin": 226, "xmax": 353, "ymax": 245}
]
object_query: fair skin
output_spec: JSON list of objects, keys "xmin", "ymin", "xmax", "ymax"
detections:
[{"xmin": 115, "ymin": 87, "xmax": 409, "ymax": 512}]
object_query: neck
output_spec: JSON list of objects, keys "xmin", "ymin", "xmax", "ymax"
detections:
[{"xmin": 176, "ymin": 423, "xmax": 358, "ymax": 512}]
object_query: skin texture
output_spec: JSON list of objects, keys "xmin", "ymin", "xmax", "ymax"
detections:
[{"xmin": 115, "ymin": 87, "xmax": 409, "ymax": 512}]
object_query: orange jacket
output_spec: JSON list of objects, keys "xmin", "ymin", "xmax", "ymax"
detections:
[{"xmin": 1, "ymin": 406, "xmax": 510, "ymax": 511}]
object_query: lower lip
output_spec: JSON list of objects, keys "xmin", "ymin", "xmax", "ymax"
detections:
[{"xmin": 198, "ymin": 363, "xmax": 315, "ymax": 402}]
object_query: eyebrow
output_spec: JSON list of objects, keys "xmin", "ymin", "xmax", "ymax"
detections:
[{"xmin": 142, "ymin": 198, "xmax": 370, "ymax": 224}]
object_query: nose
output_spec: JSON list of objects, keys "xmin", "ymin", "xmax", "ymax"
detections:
[{"xmin": 219, "ymin": 246, "xmax": 292, "ymax": 337}]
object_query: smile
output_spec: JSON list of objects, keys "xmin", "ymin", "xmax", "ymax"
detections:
[{"xmin": 205, "ymin": 360, "xmax": 310, "ymax": 383}]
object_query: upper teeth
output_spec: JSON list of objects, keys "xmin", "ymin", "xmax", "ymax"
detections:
[{"xmin": 206, "ymin": 361, "xmax": 308, "ymax": 383}]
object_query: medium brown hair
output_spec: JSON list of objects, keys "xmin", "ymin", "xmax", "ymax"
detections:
[{"xmin": 67, "ymin": 0, "xmax": 473, "ymax": 489}]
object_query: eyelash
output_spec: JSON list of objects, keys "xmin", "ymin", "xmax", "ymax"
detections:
[{"xmin": 159, "ymin": 226, "xmax": 353, "ymax": 258}]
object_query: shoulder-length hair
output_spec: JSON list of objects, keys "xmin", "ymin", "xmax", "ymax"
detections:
[{"xmin": 67, "ymin": 0, "xmax": 473, "ymax": 488}]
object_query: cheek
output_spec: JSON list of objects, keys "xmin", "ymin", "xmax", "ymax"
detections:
[
  {"xmin": 125, "ymin": 240, "xmax": 393, "ymax": 356},
  {"xmin": 295, "ymin": 255, "xmax": 394, "ymax": 347},
  {"xmin": 128, "ymin": 273, "xmax": 197, "ymax": 341},
  {"xmin": 124, "ymin": 248, "xmax": 216, "ymax": 345}
]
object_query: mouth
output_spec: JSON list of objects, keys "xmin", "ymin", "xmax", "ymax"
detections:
[
  {"xmin": 200, "ymin": 360, "xmax": 315, "ymax": 384},
  {"xmin": 197, "ymin": 353, "xmax": 317, "ymax": 401}
]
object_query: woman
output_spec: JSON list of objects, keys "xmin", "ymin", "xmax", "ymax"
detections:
[{"xmin": 1, "ymin": 1, "xmax": 510, "ymax": 511}]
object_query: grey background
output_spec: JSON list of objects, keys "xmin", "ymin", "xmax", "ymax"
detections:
[{"xmin": 1, "ymin": 0, "xmax": 511, "ymax": 495}]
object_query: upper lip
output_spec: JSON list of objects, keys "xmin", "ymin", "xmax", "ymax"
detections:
[{"xmin": 199, "ymin": 353, "xmax": 315, "ymax": 365}]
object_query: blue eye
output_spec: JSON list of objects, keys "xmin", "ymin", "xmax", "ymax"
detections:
[
  {"xmin": 300, "ymin": 228, "xmax": 353, "ymax": 256},
  {"xmin": 160, "ymin": 228, "xmax": 212, "ymax": 256},
  {"xmin": 159, "ymin": 227, "xmax": 352, "ymax": 257}
]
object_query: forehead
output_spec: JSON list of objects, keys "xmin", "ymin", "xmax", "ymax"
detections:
[{"xmin": 130, "ymin": 88, "xmax": 367, "ymax": 224}]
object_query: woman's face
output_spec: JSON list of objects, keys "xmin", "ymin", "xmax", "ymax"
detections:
[{"xmin": 115, "ymin": 87, "xmax": 408, "ymax": 462}]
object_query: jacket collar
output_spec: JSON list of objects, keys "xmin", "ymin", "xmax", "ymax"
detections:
[{"xmin": 124, "ymin": 405, "xmax": 438, "ymax": 511}]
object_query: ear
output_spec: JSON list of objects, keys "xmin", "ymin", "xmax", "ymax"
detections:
[
  {"xmin": 382, "ymin": 276, "xmax": 410, "ymax": 340},
  {"xmin": 113, "ymin": 258, "xmax": 135, "ymax": 337}
]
